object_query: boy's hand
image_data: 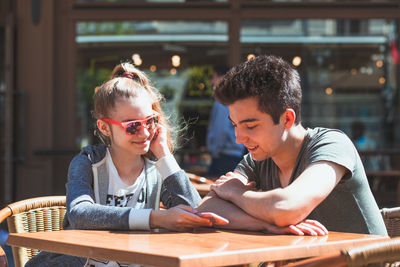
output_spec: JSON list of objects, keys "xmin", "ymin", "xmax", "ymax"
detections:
[
  {"xmin": 264, "ymin": 219, "xmax": 328, "ymax": 236},
  {"xmin": 210, "ymin": 172, "xmax": 256, "ymax": 201}
]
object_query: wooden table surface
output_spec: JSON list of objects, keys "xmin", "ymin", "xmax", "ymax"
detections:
[
  {"xmin": 193, "ymin": 183, "xmax": 211, "ymax": 197},
  {"xmin": 7, "ymin": 229, "xmax": 388, "ymax": 267}
]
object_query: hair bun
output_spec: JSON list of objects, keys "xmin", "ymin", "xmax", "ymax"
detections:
[{"xmin": 122, "ymin": 72, "xmax": 134, "ymax": 79}]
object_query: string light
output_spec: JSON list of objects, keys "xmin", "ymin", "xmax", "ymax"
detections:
[
  {"xmin": 325, "ymin": 87, "xmax": 333, "ymax": 95},
  {"xmin": 150, "ymin": 65, "xmax": 157, "ymax": 72},
  {"xmin": 132, "ymin": 53, "xmax": 142, "ymax": 66},
  {"xmin": 171, "ymin": 55, "xmax": 181, "ymax": 67},
  {"xmin": 292, "ymin": 56, "xmax": 302, "ymax": 67},
  {"xmin": 247, "ymin": 54, "xmax": 256, "ymax": 60}
]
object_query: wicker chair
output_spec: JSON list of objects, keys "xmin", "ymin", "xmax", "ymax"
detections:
[
  {"xmin": 0, "ymin": 246, "xmax": 8, "ymax": 267},
  {"xmin": 0, "ymin": 196, "xmax": 66, "ymax": 267},
  {"xmin": 281, "ymin": 237, "xmax": 400, "ymax": 267},
  {"xmin": 381, "ymin": 206, "xmax": 400, "ymax": 237},
  {"xmin": 281, "ymin": 207, "xmax": 400, "ymax": 267}
]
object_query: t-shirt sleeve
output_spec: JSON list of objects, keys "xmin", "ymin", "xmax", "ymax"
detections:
[
  {"xmin": 307, "ymin": 129, "xmax": 358, "ymax": 179},
  {"xmin": 235, "ymin": 154, "xmax": 257, "ymax": 182}
]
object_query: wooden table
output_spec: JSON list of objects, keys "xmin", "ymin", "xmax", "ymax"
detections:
[
  {"xmin": 193, "ymin": 183, "xmax": 211, "ymax": 197},
  {"xmin": 7, "ymin": 229, "xmax": 388, "ymax": 267}
]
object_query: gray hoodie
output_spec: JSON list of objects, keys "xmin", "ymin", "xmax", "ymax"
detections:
[{"xmin": 26, "ymin": 144, "xmax": 201, "ymax": 266}]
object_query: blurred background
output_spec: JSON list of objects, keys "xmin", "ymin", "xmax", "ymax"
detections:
[
  {"xmin": 1, "ymin": 0, "xmax": 400, "ymax": 265},
  {"xmin": 1, "ymin": 0, "xmax": 400, "ymax": 210}
]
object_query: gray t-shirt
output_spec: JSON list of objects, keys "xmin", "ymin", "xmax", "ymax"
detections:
[{"xmin": 236, "ymin": 127, "xmax": 387, "ymax": 235}]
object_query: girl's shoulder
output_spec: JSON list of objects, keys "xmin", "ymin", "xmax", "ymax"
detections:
[
  {"xmin": 76, "ymin": 144, "xmax": 107, "ymax": 164},
  {"xmin": 68, "ymin": 145, "xmax": 106, "ymax": 176}
]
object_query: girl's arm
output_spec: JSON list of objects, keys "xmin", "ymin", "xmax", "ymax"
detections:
[
  {"xmin": 161, "ymin": 169, "xmax": 202, "ymax": 208},
  {"xmin": 155, "ymin": 153, "xmax": 201, "ymax": 208},
  {"xmin": 66, "ymin": 150, "xmax": 206, "ymax": 231},
  {"xmin": 150, "ymin": 124, "xmax": 202, "ymax": 209},
  {"xmin": 65, "ymin": 153, "xmax": 132, "ymax": 230}
]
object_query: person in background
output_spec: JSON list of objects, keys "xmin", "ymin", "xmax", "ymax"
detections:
[
  {"xmin": 206, "ymin": 65, "xmax": 246, "ymax": 178},
  {"xmin": 350, "ymin": 120, "xmax": 382, "ymax": 171},
  {"xmin": 351, "ymin": 120, "xmax": 377, "ymax": 151},
  {"xmin": 350, "ymin": 120, "xmax": 391, "ymax": 192},
  {"xmin": 26, "ymin": 62, "xmax": 213, "ymax": 267},
  {"xmin": 197, "ymin": 55, "xmax": 387, "ymax": 236}
]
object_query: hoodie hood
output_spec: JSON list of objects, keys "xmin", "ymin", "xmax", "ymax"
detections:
[{"xmin": 81, "ymin": 144, "xmax": 107, "ymax": 164}]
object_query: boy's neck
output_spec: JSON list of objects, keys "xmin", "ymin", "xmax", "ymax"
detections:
[{"xmin": 273, "ymin": 124, "xmax": 307, "ymax": 185}]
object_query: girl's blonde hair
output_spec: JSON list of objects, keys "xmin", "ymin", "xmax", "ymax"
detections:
[{"xmin": 93, "ymin": 62, "xmax": 174, "ymax": 157}]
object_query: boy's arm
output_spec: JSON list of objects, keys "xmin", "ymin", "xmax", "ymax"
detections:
[
  {"xmin": 197, "ymin": 191, "xmax": 269, "ymax": 231},
  {"xmin": 210, "ymin": 161, "xmax": 346, "ymax": 226},
  {"xmin": 197, "ymin": 191, "xmax": 328, "ymax": 235}
]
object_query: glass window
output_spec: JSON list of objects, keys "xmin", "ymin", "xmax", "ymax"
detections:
[
  {"xmin": 241, "ymin": 19, "xmax": 399, "ymax": 169},
  {"xmin": 0, "ymin": 27, "xmax": 4, "ymax": 204},
  {"xmin": 243, "ymin": 0, "xmax": 398, "ymax": 2},
  {"xmin": 76, "ymin": 20, "xmax": 228, "ymax": 173},
  {"xmin": 76, "ymin": 0, "xmax": 227, "ymax": 3}
]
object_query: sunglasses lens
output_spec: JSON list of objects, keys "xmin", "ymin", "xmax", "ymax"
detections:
[
  {"xmin": 146, "ymin": 117, "xmax": 157, "ymax": 130},
  {"xmin": 126, "ymin": 121, "xmax": 141, "ymax": 135},
  {"xmin": 123, "ymin": 116, "xmax": 159, "ymax": 135}
]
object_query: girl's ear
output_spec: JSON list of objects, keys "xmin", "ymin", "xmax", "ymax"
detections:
[
  {"xmin": 283, "ymin": 108, "xmax": 296, "ymax": 129},
  {"xmin": 97, "ymin": 119, "xmax": 111, "ymax": 137}
]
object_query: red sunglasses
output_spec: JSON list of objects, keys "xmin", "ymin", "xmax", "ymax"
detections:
[{"xmin": 102, "ymin": 114, "xmax": 159, "ymax": 135}]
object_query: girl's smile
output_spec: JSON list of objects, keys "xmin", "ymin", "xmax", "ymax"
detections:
[
  {"xmin": 104, "ymin": 94, "xmax": 156, "ymax": 157},
  {"xmin": 131, "ymin": 137, "xmax": 151, "ymax": 146}
]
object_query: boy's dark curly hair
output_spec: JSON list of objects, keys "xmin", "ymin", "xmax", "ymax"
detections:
[{"xmin": 214, "ymin": 55, "xmax": 302, "ymax": 125}]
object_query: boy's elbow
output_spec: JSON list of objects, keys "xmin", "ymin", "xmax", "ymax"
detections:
[
  {"xmin": 273, "ymin": 215, "xmax": 300, "ymax": 227},
  {"xmin": 269, "ymin": 201, "xmax": 307, "ymax": 227}
]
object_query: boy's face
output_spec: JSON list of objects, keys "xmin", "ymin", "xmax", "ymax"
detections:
[{"xmin": 228, "ymin": 97, "xmax": 286, "ymax": 161}]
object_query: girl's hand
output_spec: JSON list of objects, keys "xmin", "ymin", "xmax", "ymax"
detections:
[
  {"xmin": 150, "ymin": 205, "xmax": 213, "ymax": 231},
  {"xmin": 150, "ymin": 124, "xmax": 170, "ymax": 159},
  {"xmin": 263, "ymin": 219, "xmax": 328, "ymax": 236}
]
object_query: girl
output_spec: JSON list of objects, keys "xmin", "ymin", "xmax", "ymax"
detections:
[{"xmin": 27, "ymin": 62, "xmax": 212, "ymax": 267}]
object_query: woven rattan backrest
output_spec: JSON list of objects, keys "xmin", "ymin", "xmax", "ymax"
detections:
[
  {"xmin": 344, "ymin": 237, "xmax": 400, "ymax": 267},
  {"xmin": 4, "ymin": 196, "xmax": 66, "ymax": 267},
  {"xmin": 381, "ymin": 207, "xmax": 400, "ymax": 237}
]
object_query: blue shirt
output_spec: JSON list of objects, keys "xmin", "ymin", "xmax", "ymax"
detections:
[{"xmin": 206, "ymin": 101, "xmax": 245, "ymax": 158}]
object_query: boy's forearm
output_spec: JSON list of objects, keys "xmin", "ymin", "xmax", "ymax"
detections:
[
  {"xmin": 196, "ymin": 191, "xmax": 269, "ymax": 231},
  {"xmin": 229, "ymin": 188, "xmax": 304, "ymax": 227},
  {"xmin": 196, "ymin": 191, "xmax": 326, "ymax": 236}
]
